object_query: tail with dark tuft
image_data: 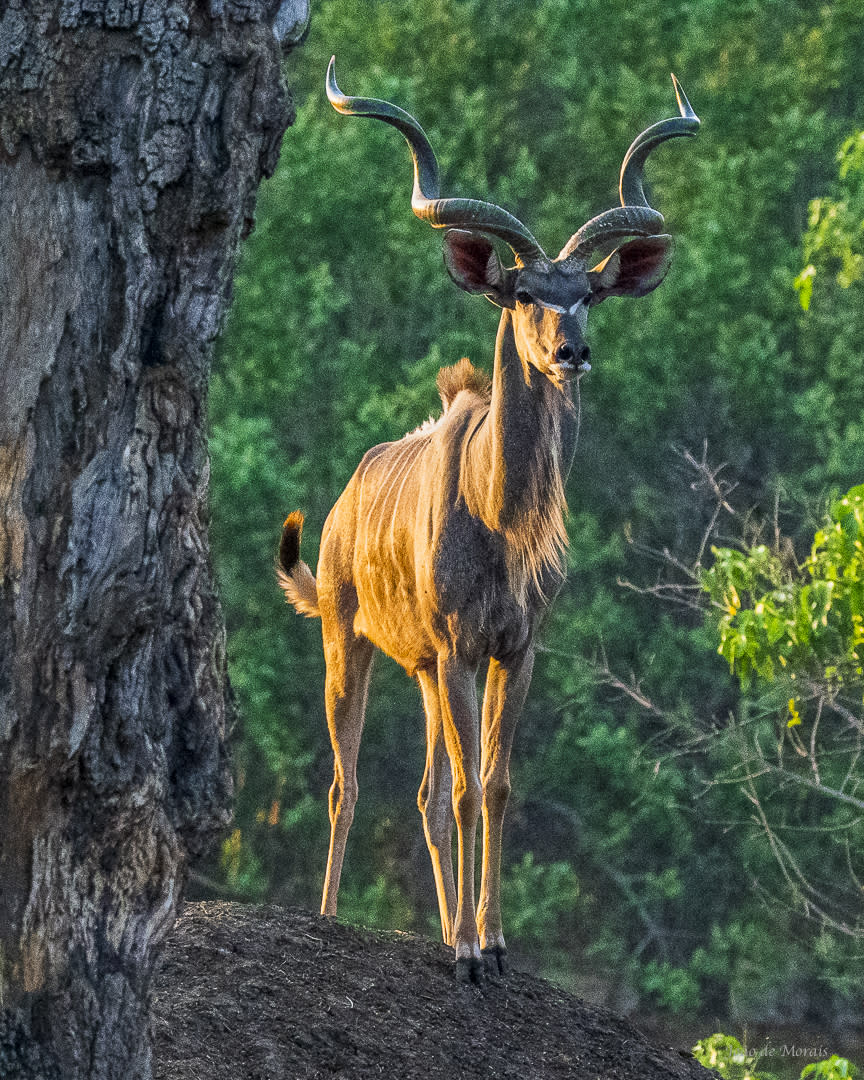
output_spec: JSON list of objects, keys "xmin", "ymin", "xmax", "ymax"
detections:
[
  {"xmin": 276, "ymin": 512, "xmax": 320, "ymax": 618},
  {"xmin": 279, "ymin": 511, "xmax": 304, "ymax": 575}
]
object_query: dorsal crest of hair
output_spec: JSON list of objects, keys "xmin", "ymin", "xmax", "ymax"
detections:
[{"xmin": 437, "ymin": 358, "xmax": 492, "ymax": 410}]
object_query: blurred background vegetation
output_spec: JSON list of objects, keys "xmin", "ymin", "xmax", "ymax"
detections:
[{"xmin": 199, "ymin": 0, "xmax": 864, "ymax": 1050}]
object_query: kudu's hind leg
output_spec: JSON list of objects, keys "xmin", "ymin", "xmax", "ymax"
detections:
[
  {"xmin": 416, "ymin": 667, "xmax": 456, "ymax": 946},
  {"xmin": 437, "ymin": 653, "xmax": 484, "ymax": 982},
  {"xmin": 320, "ymin": 625, "xmax": 375, "ymax": 917},
  {"xmin": 478, "ymin": 648, "xmax": 534, "ymax": 975}
]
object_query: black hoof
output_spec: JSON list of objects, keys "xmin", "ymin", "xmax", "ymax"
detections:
[
  {"xmin": 456, "ymin": 954, "xmax": 485, "ymax": 984},
  {"xmin": 482, "ymin": 946, "xmax": 510, "ymax": 976}
]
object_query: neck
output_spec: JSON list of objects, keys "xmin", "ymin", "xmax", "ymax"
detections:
[{"xmin": 464, "ymin": 310, "xmax": 578, "ymax": 605}]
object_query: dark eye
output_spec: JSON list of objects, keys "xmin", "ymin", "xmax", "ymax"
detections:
[
  {"xmin": 515, "ymin": 290, "xmax": 532, "ymax": 305},
  {"xmin": 556, "ymin": 343, "xmax": 575, "ymax": 363}
]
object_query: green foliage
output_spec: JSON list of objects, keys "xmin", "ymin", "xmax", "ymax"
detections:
[
  {"xmin": 789, "ymin": 119, "xmax": 864, "ymax": 490},
  {"xmin": 692, "ymin": 1034, "xmax": 858, "ymax": 1080},
  {"xmin": 693, "ymin": 1033, "xmax": 772, "ymax": 1080},
  {"xmin": 802, "ymin": 1058, "xmax": 859, "ymax": 1080},
  {"xmin": 220, "ymin": 828, "xmax": 268, "ymax": 900},
  {"xmin": 699, "ymin": 491, "xmax": 864, "ymax": 944},
  {"xmin": 501, "ymin": 853, "xmax": 582, "ymax": 951},
  {"xmin": 639, "ymin": 960, "xmax": 701, "ymax": 1013},
  {"xmin": 207, "ymin": 0, "xmax": 864, "ymax": 1028},
  {"xmin": 703, "ymin": 486, "xmax": 864, "ymax": 689},
  {"xmin": 795, "ymin": 130, "xmax": 864, "ymax": 310},
  {"xmin": 336, "ymin": 874, "xmax": 415, "ymax": 931}
]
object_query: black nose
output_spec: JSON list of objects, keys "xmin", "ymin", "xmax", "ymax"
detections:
[{"xmin": 555, "ymin": 343, "xmax": 591, "ymax": 367}]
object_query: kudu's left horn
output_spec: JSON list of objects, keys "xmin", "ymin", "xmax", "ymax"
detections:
[{"xmin": 559, "ymin": 74, "xmax": 700, "ymax": 262}]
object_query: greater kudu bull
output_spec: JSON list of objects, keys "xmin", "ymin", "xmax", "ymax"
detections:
[{"xmin": 278, "ymin": 58, "xmax": 699, "ymax": 982}]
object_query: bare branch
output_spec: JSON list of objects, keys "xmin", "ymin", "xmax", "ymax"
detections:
[
  {"xmin": 679, "ymin": 441, "xmax": 738, "ymax": 517},
  {"xmin": 811, "ymin": 683, "xmax": 864, "ymax": 735},
  {"xmin": 675, "ymin": 442, "xmax": 739, "ymax": 568},
  {"xmin": 760, "ymin": 763, "xmax": 864, "ymax": 813},
  {"xmin": 616, "ymin": 576, "xmax": 706, "ymax": 612},
  {"xmin": 591, "ymin": 647, "xmax": 666, "ymax": 718},
  {"xmin": 810, "ymin": 696, "xmax": 822, "ymax": 787},
  {"xmin": 846, "ymin": 840, "xmax": 864, "ymax": 895}
]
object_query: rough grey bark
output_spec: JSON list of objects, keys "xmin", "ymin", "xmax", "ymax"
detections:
[{"xmin": 0, "ymin": 2, "xmax": 308, "ymax": 1077}]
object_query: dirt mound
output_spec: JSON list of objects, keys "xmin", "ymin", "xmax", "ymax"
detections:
[{"xmin": 151, "ymin": 901, "xmax": 709, "ymax": 1079}]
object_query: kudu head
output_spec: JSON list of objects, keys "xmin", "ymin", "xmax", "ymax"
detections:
[{"xmin": 326, "ymin": 58, "xmax": 699, "ymax": 384}]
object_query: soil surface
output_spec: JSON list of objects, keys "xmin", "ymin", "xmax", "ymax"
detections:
[{"xmin": 151, "ymin": 901, "xmax": 710, "ymax": 1079}]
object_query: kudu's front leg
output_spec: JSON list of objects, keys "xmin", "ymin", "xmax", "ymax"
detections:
[
  {"xmin": 437, "ymin": 652, "xmax": 484, "ymax": 982},
  {"xmin": 416, "ymin": 667, "xmax": 457, "ymax": 946},
  {"xmin": 478, "ymin": 648, "xmax": 535, "ymax": 975}
]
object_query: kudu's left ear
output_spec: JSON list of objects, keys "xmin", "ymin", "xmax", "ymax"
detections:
[
  {"xmin": 443, "ymin": 229, "xmax": 514, "ymax": 307},
  {"xmin": 587, "ymin": 235, "xmax": 673, "ymax": 304}
]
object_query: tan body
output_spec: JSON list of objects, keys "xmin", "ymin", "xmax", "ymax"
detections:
[
  {"xmin": 282, "ymin": 309, "xmax": 579, "ymax": 977},
  {"xmin": 333, "ymin": 345, "xmax": 574, "ymax": 674},
  {"xmin": 278, "ymin": 59, "xmax": 698, "ymax": 982}
]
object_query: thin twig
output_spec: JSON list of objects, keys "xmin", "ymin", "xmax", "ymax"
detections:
[{"xmin": 810, "ymin": 696, "xmax": 823, "ymax": 787}]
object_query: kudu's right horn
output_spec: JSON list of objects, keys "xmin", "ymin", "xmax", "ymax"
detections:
[{"xmin": 326, "ymin": 57, "xmax": 551, "ymax": 269}]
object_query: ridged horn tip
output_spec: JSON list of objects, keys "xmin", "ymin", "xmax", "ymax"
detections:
[
  {"xmin": 326, "ymin": 55, "xmax": 341, "ymax": 106},
  {"xmin": 670, "ymin": 74, "xmax": 699, "ymax": 126}
]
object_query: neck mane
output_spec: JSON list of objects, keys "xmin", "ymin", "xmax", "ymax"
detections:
[{"xmin": 461, "ymin": 310, "xmax": 578, "ymax": 609}]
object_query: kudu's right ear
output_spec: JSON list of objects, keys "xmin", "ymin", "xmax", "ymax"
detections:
[{"xmin": 443, "ymin": 229, "xmax": 514, "ymax": 307}]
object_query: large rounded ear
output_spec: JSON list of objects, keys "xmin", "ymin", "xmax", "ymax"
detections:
[
  {"xmin": 443, "ymin": 229, "xmax": 514, "ymax": 306},
  {"xmin": 588, "ymin": 235, "xmax": 673, "ymax": 304}
]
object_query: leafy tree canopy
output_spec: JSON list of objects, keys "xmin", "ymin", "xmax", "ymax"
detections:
[{"xmin": 207, "ymin": 0, "xmax": 864, "ymax": 1030}]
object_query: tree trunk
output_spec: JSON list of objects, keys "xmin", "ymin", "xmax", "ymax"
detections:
[{"xmin": 0, "ymin": 2, "xmax": 307, "ymax": 1076}]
